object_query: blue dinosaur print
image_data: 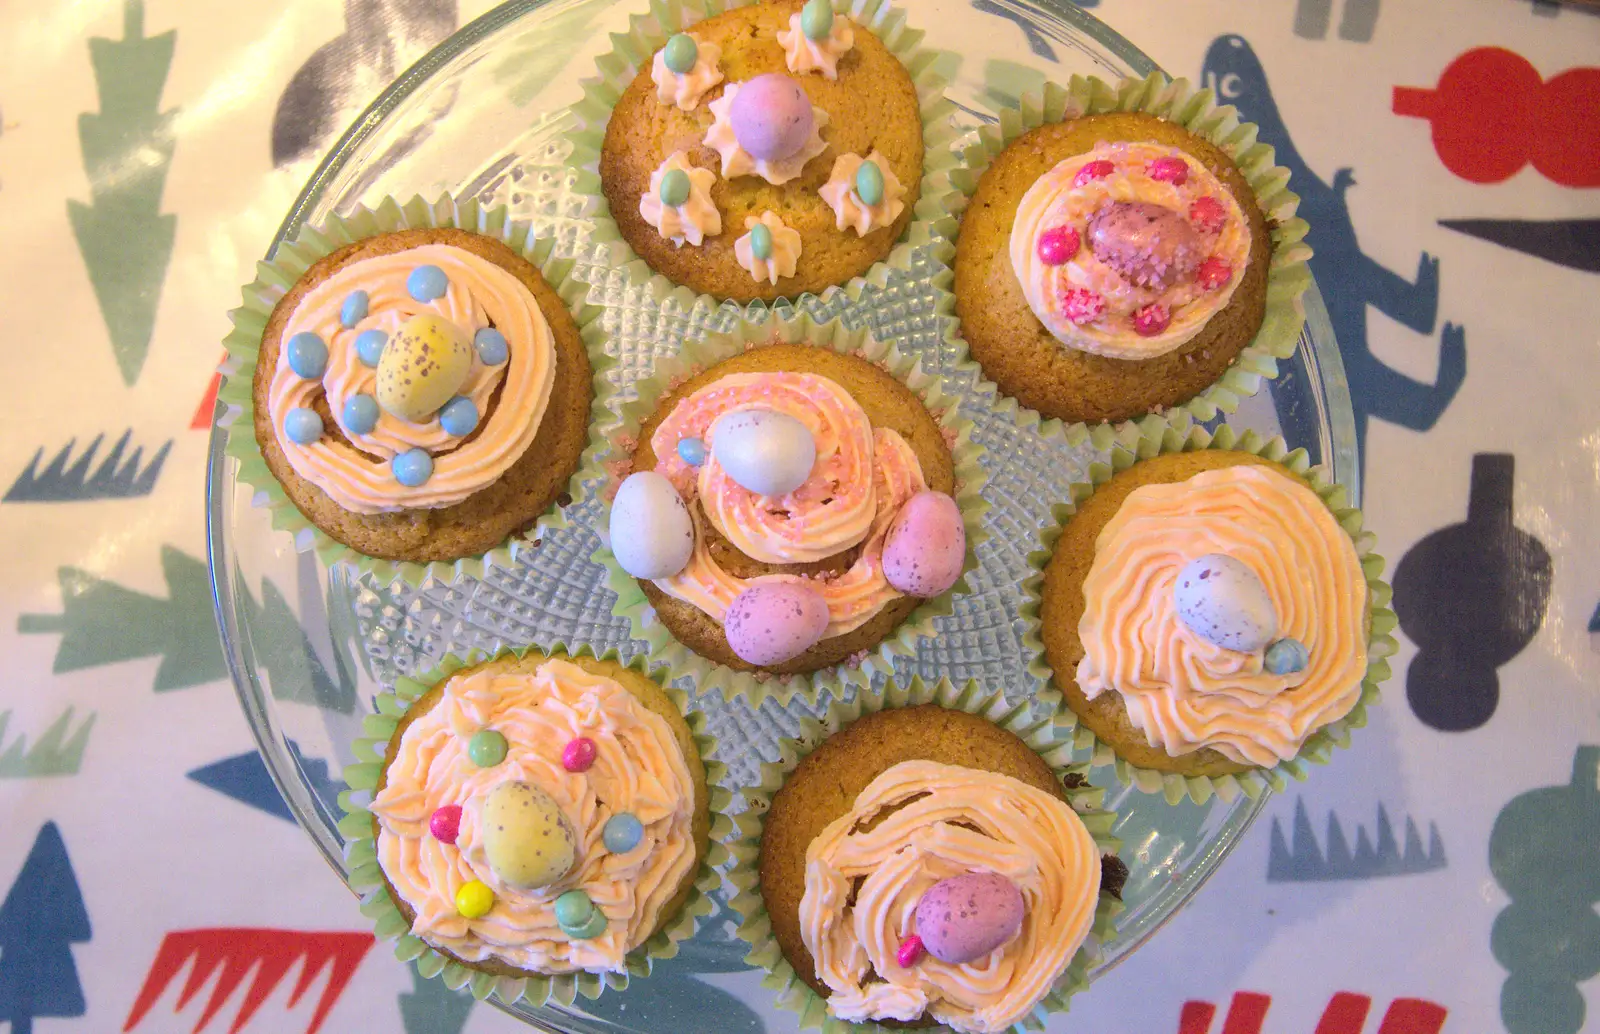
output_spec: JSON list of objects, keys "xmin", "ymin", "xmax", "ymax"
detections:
[
  {"xmin": 1202, "ymin": 36, "xmax": 1466, "ymax": 483},
  {"xmin": 1267, "ymin": 798, "xmax": 1446, "ymax": 882},
  {"xmin": 5, "ymin": 430, "xmax": 170, "ymax": 502},
  {"xmin": 1293, "ymin": 0, "xmax": 1381, "ymax": 42},
  {"xmin": 185, "ymin": 740, "xmax": 338, "ymax": 824}
]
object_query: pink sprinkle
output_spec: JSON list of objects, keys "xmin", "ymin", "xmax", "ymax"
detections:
[
  {"xmin": 562, "ymin": 737, "xmax": 598, "ymax": 772},
  {"xmin": 1133, "ymin": 303, "xmax": 1172, "ymax": 336},
  {"xmin": 1197, "ymin": 257, "xmax": 1234, "ymax": 291},
  {"xmin": 1148, "ymin": 156, "xmax": 1189, "ymax": 185},
  {"xmin": 897, "ymin": 935, "xmax": 925, "ymax": 967},
  {"xmin": 429, "ymin": 805, "xmax": 462, "ymax": 845},
  {"xmin": 1035, "ymin": 225, "xmax": 1081, "ymax": 266},
  {"xmin": 1189, "ymin": 195, "xmax": 1227, "ymax": 233},
  {"xmin": 1073, "ymin": 159, "xmax": 1115, "ymax": 187},
  {"xmin": 1060, "ymin": 287, "xmax": 1106, "ymax": 325}
]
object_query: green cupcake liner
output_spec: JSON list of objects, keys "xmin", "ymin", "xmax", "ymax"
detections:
[
  {"xmin": 569, "ymin": 0, "xmax": 959, "ymax": 313},
  {"xmin": 936, "ymin": 70, "xmax": 1314, "ymax": 435},
  {"xmin": 590, "ymin": 311, "xmax": 989, "ymax": 707},
  {"xmin": 217, "ymin": 194, "xmax": 615, "ymax": 591},
  {"xmin": 337, "ymin": 642, "xmax": 733, "ymax": 1006},
  {"xmin": 1019, "ymin": 422, "xmax": 1397, "ymax": 806},
  {"xmin": 727, "ymin": 676, "xmax": 1123, "ymax": 1034}
]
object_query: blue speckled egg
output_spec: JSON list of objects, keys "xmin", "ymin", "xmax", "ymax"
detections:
[
  {"xmin": 711, "ymin": 409, "xmax": 816, "ymax": 498},
  {"xmin": 609, "ymin": 471, "xmax": 694, "ymax": 579},
  {"xmin": 1173, "ymin": 552, "xmax": 1277, "ymax": 653}
]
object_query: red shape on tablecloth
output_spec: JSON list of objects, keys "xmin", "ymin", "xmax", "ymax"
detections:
[
  {"xmin": 1393, "ymin": 47, "xmax": 1600, "ymax": 187},
  {"xmin": 122, "ymin": 928, "xmax": 374, "ymax": 1034},
  {"xmin": 1314, "ymin": 993, "xmax": 1372, "ymax": 1033},
  {"xmin": 191, "ymin": 370, "xmax": 222, "ymax": 430},
  {"xmin": 1376, "ymin": 998, "xmax": 1449, "ymax": 1034},
  {"xmin": 1177, "ymin": 992, "xmax": 1447, "ymax": 1033},
  {"xmin": 1178, "ymin": 1000, "xmax": 1219, "ymax": 1034}
]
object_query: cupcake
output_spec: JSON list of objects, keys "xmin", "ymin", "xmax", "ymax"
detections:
[
  {"xmin": 950, "ymin": 74, "xmax": 1311, "ymax": 427},
  {"xmin": 734, "ymin": 689, "xmax": 1123, "ymax": 1034},
  {"xmin": 594, "ymin": 0, "xmax": 925, "ymax": 302},
  {"xmin": 1029, "ymin": 428, "xmax": 1392, "ymax": 802},
  {"xmin": 606, "ymin": 342, "xmax": 968, "ymax": 681},
  {"xmin": 249, "ymin": 225, "xmax": 594, "ymax": 566},
  {"xmin": 353, "ymin": 648, "xmax": 715, "ymax": 996}
]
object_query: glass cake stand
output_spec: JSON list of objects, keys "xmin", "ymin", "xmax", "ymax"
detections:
[{"xmin": 206, "ymin": 1, "xmax": 1357, "ymax": 1030}]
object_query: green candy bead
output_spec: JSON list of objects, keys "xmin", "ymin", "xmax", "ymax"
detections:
[
  {"xmin": 659, "ymin": 168, "xmax": 691, "ymax": 207},
  {"xmin": 855, "ymin": 160, "xmax": 885, "ymax": 207},
  {"xmin": 801, "ymin": 0, "xmax": 834, "ymax": 40},
  {"xmin": 663, "ymin": 33, "xmax": 698, "ymax": 74},
  {"xmin": 467, "ymin": 728, "xmax": 507, "ymax": 768},
  {"xmin": 554, "ymin": 890, "xmax": 608, "ymax": 939},
  {"xmin": 750, "ymin": 222, "xmax": 773, "ymax": 260}
]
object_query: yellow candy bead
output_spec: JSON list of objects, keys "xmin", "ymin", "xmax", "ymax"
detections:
[
  {"xmin": 455, "ymin": 880, "xmax": 494, "ymax": 919},
  {"xmin": 376, "ymin": 313, "xmax": 474, "ymax": 423}
]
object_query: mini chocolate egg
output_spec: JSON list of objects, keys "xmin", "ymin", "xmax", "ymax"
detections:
[
  {"xmin": 481, "ymin": 782, "xmax": 576, "ymax": 890},
  {"xmin": 376, "ymin": 313, "xmax": 474, "ymax": 423},
  {"xmin": 1173, "ymin": 552, "xmax": 1278, "ymax": 653},
  {"xmin": 710, "ymin": 409, "xmax": 816, "ymax": 498},
  {"xmin": 610, "ymin": 471, "xmax": 694, "ymax": 579},
  {"xmin": 723, "ymin": 582, "xmax": 830, "ymax": 667},
  {"xmin": 1087, "ymin": 200, "xmax": 1204, "ymax": 290},
  {"xmin": 915, "ymin": 872, "xmax": 1025, "ymax": 965},
  {"xmin": 882, "ymin": 491, "xmax": 966, "ymax": 598},
  {"xmin": 729, "ymin": 74, "xmax": 815, "ymax": 163}
]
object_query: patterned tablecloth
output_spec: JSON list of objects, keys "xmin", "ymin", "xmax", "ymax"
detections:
[{"xmin": 1, "ymin": 0, "xmax": 1597, "ymax": 1032}]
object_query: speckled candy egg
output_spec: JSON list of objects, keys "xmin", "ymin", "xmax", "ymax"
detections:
[
  {"xmin": 376, "ymin": 313, "xmax": 474, "ymax": 423},
  {"xmin": 914, "ymin": 872, "xmax": 1026, "ymax": 965},
  {"xmin": 1173, "ymin": 552, "xmax": 1278, "ymax": 653},
  {"xmin": 882, "ymin": 491, "xmax": 965, "ymax": 598},
  {"xmin": 610, "ymin": 471, "xmax": 694, "ymax": 579},
  {"xmin": 480, "ymin": 781, "xmax": 576, "ymax": 890},
  {"xmin": 723, "ymin": 582, "xmax": 830, "ymax": 667},
  {"xmin": 711, "ymin": 409, "xmax": 817, "ymax": 498},
  {"xmin": 729, "ymin": 74, "xmax": 815, "ymax": 163},
  {"xmin": 1087, "ymin": 201, "xmax": 1204, "ymax": 290}
]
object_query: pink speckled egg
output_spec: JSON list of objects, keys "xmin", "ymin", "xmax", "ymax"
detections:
[
  {"xmin": 729, "ymin": 74, "xmax": 815, "ymax": 162},
  {"xmin": 914, "ymin": 872, "xmax": 1026, "ymax": 965},
  {"xmin": 882, "ymin": 491, "xmax": 966, "ymax": 598},
  {"xmin": 723, "ymin": 582, "xmax": 830, "ymax": 667},
  {"xmin": 1087, "ymin": 201, "xmax": 1204, "ymax": 290}
]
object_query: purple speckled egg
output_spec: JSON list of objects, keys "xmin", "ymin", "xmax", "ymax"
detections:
[
  {"xmin": 882, "ymin": 491, "xmax": 966, "ymax": 598},
  {"xmin": 729, "ymin": 74, "xmax": 815, "ymax": 162},
  {"xmin": 914, "ymin": 872, "xmax": 1026, "ymax": 965},
  {"xmin": 1087, "ymin": 201, "xmax": 1204, "ymax": 290},
  {"xmin": 723, "ymin": 582, "xmax": 830, "ymax": 667}
]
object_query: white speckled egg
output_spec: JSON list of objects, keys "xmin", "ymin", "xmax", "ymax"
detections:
[
  {"xmin": 1173, "ymin": 552, "xmax": 1277, "ymax": 653},
  {"xmin": 711, "ymin": 409, "xmax": 816, "ymax": 498},
  {"xmin": 480, "ymin": 781, "xmax": 576, "ymax": 889},
  {"xmin": 610, "ymin": 471, "xmax": 694, "ymax": 579},
  {"xmin": 376, "ymin": 313, "xmax": 474, "ymax": 423}
]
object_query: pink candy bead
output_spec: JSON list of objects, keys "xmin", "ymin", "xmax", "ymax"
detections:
[
  {"xmin": 1073, "ymin": 159, "xmax": 1115, "ymax": 187},
  {"xmin": 1035, "ymin": 225, "xmax": 1081, "ymax": 265},
  {"xmin": 1148, "ymin": 156, "xmax": 1189, "ymax": 185},
  {"xmin": 1060, "ymin": 287, "xmax": 1106, "ymax": 325},
  {"xmin": 429, "ymin": 805, "xmax": 462, "ymax": 845},
  {"xmin": 897, "ymin": 934, "xmax": 926, "ymax": 967},
  {"xmin": 1197, "ymin": 257, "xmax": 1234, "ymax": 291},
  {"xmin": 1133, "ymin": 303, "xmax": 1172, "ymax": 336},
  {"xmin": 562, "ymin": 736, "xmax": 598, "ymax": 772},
  {"xmin": 1189, "ymin": 195, "xmax": 1227, "ymax": 233}
]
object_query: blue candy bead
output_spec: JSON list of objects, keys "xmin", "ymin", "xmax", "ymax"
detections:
[
  {"xmin": 407, "ymin": 264, "xmax": 449, "ymax": 302},
  {"xmin": 474, "ymin": 327, "xmax": 509, "ymax": 366},
  {"xmin": 677, "ymin": 437, "xmax": 707, "ymax": 466},
  {"xmin": 438, "ymin": 396, "xmax": 479, "ymax": 437},
  {"xmin": 603, "ymin": 813, "xmax": 644, "ymax": 854},
  {"xmin": 801, "ymin": 0, "xmax": 834, "ymax": 40},
  {"xmin": 340, "ymin": 289, "xmax": 369, "ymax": 328},
  {"xmin": 342, "ymin": 393, "xmax": 379, "ymax": 435},
  {"xmin": 663, "ymin": 32, "xmax": 699, "ymax": 74},
  {"xmin": 285, "ymin": 332, "xmax": 328, "ymax": 379},
  {"xmin": 1264, "ymin": 637, "xmax": 1310, "ymax": 675},
  {"xmin": 355, "ymin": 329, "xmax": 387, "ymax": 367},
  {"xmin": 283, "ymin": 407, "xmax": 323, "ymax": 445},
  {"xmin": 750, "ymin": 222, "xmax": 774, "ymax": 261},
  {"xmin": 392, "ymin": 448, "xmax": 434, "ymax": 487}
]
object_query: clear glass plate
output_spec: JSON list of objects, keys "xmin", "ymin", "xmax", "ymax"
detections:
[{"xmin": 207, "ymin": 1, "xmax": 1356, "ymax": 1030}]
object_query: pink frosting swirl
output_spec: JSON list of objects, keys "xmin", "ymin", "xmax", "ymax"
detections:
[
  {"xmin": 648, "ymin": 371, "xmax": 926, "ymax": 637},
  {"xmin": 268, "ymin": 243, "xmax": 555, "ymax": 512},
  {"xmin": 1075, "ymin": 464, "xmax": 1369, "ymax": 766},
  {"xmin": 799, "ymin": 760, "xmax": 1102, "ymax": 1034},
  {"xmin": 369, "ymin": 658, "xmax": 698, "ymax": 974}
]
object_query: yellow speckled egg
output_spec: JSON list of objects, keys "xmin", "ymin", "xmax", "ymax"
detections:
[
  {"xmin": 375, "ymin": 313, "xmax": 474, "ymax": 423},
  {"xmin": 481, "ymin": 782, "xmax": 576, "ymax": 889}
]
